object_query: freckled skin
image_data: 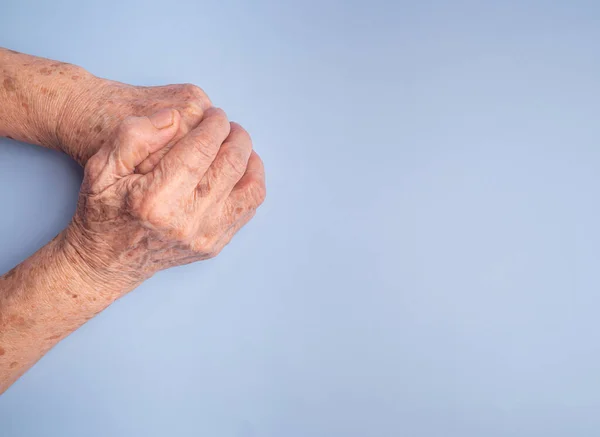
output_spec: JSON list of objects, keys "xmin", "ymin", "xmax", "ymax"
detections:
[
  {"xmin": 58, "ymin": 81, "xmax": 216, "ymax": 169},
  {"xmin": 1, "ymin": 48, "xmax": 221, "ymax": 170},
  {"xmin": 3, "ymin": 77, "xmax": 16, "ymax": 92},
  {"xmin": 1, "ymin": 50, "xmax": 87, "ymax": 148},
  {"xmin": 0, "ymin": 111, "xmax": 265, "ymax": 393},
  {"xmin": 0, "ymin": 47, "xmax": 267, "ymax": 394},
  {"xmin": 63, "ymin": 111, "xmax": 264, "ymax": 284}
]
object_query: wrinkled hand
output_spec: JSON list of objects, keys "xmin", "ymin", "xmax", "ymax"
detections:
[
  {"xmin": 57, "ymin": 77, "xmax": 212, "ymax": 170},
  {"xmin": 64, "ymin": 108, "xmax": 265, "ymax": 291}
]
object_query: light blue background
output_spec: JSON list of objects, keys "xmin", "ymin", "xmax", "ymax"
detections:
[{"xmin": 1, "ymin": 0, "xmax": 600, "ymax": 435}]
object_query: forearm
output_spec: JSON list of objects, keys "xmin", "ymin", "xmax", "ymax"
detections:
[
  {"xmin": 0, "ymin": 48, "xmax": 95, "ymax": 153},
  {"xmin": 1, "ymin": 47, "xmax": 212, "ymax": 168},
  {"xmin": 0, "ymin": 231, "xmax": 135, "ymax": 394}
]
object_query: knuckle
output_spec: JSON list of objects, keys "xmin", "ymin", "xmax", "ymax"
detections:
[
  {"xmin": 181, "ymin": 83, "xmax": 211, "ymax": 107},
  {"xmin": 129, "ymin": 194, "xmax": 197, "ymax": 243},
  {"xmin": 180, "ymin": 101, "xmax": 202, "ymax": 118},
  {"xmin": 230, "ymin": 122, "xmax": 252, "ymax": 143},
  {"xmin": 190, "ymin": 234, "xmax": 215, "ymax": 255},
  {"xmin": 182, "ymin": 83, "xmax": 206, "ymax": 99},
  {"xmin": 129, "ymin": 196, "xmax": 170, "ymax": 229},
  {"xmin": 173, "ymin": 223, "xmax": 196, "ymax": 242},
  {"xmin": 208, "ymin": 107, "xmax": 229, "ymax": 127}
]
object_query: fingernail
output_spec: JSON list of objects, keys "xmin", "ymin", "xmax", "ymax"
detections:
[{"xmin": 149, "ymin": 109, "xmax": 174, "ymax": 129}]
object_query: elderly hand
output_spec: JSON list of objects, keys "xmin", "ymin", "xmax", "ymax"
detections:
[
  {"xmin": 0, "ymin": 49, "xmax": 214, "ymax": 171},
  {"xmin": 63, "ymin": 107, "xmax": 266, "ymax": 292},
  {"xmin": 0, "ymin": 49, "xmax": 266, "ymax": 392},
  {"xmin": 57, "ymin": 76, "xmax": 213, "ymax": 169}
]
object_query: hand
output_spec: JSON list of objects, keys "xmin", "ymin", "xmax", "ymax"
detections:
[
  {"xmin": 63, "ymin": 107, "xmax": 266, "ymax": 292},
  {"xmin": 56, "ymin": 76, "xmax": 213, "ymax": 169}
]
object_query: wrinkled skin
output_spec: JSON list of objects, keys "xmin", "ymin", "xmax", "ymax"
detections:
[
  {"xmin": 56, "ymin": 77, "xmax": 213, "ymax": 170},
  {"xmin": 64, "ymin": 107, "xmax": 266, "ymax": 288},
  {"xmin": 0, "ymin": 48, "xmax": 267, "ymax": 393}
]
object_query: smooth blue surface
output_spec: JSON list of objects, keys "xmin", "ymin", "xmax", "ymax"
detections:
[{"xmin": 1, "ymin": 0, "xmax": 600, "ymax": 435}]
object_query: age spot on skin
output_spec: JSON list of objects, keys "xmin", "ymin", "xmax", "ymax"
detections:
[
  {"xmin": 3, "ymin": 77, "xmax": 16, "ymax": 92},
  {"xmin": 235, "ymin": 207, "xmax": 243, "ymax": 214},
  {"xmin": 8, "ymin": 315, "xmax": 30, "ymax": 328},
  {"xmin": 72, "ymin": 294, "xmax": 78, "ymax": 299},
  {"xmin": 59, "ymin": 71, "xmax": 64, "ymax": 75},
  {"xmin": 94, "ymin": 125, "xmax": 102, "ymax": 133},
  {"xmin": 71, "ymin": 75, "xmax": 80, "ymax": 81},
  {"xmin": 40, "ymin": 87, "xmax": 49, "ymax": 95},
  {"xmin": 39, "ymin": 67, "xmax": 52, "ymax": 76},
  {"xmin": 197, "ymin": 183, "xmax": 210, "ymax": 197},
  {"xmin": 45, "ymin": 334, "xmax": 61, "ymax": 341},
  {"xmin": 0, "ymin": 347, "xmax": 5, "ymax": 356},
  {"xmin": 9, "ymin": 362, "xmax": 18, "ymax": 369}
]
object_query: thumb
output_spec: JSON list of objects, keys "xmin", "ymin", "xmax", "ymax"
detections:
[{"xmin": 108, "ymin": 109, "xmax": 181, "ymax": 177}]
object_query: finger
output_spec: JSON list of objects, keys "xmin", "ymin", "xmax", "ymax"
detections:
[
  {"xmin": 154, "ymin": 107, "xmax": 230, "ymax": 192},
  {"xmin": 197, "ymin": 122, "xmax": 253, "ymax": 202},
  {"xmin": 136, "ymin": 85, "xmax": 212, "ymax": 174},
  {"xmin": 135, "ymin": 142, "xmax": 172, "ymax": 174},
  {"xmin": 108, "ymin": 109, "xmax": 180, "ymax": 178},
  {"xmin": 224, "ymin": 150, "xmax": 266, "ymax": 212}
]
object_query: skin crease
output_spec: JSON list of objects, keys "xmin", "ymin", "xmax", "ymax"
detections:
[{"xmin": 0, "ymin": 48, "xmax": 266, "ymax": 393}]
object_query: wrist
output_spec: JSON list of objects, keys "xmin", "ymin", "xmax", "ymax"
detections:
[
  {"xmin": 58, "ymin": 222, "xmax": 147, "ymax": 298},
  {"xmin": 0, "ymin": 54, "xmax": 93, "ymax": 151},
  {"xmin": 54, "ymin": 71, "xmax": 110, "ymax": 164},
  {"xmin": 56, "ymin": 76, "xmax": 136, "ymax": 165}
]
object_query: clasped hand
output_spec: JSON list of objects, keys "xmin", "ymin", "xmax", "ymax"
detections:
[{"xmin": 65, "ymin": 107, "xmax": 266, "ymax": 289}]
